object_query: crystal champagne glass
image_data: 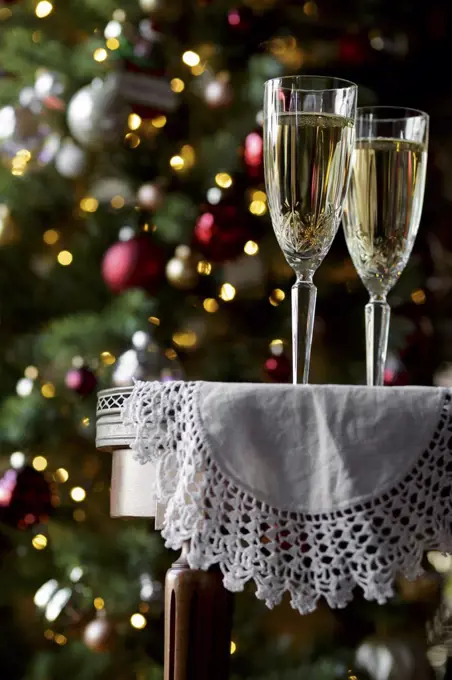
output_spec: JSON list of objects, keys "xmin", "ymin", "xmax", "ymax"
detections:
[
  {"xmin": 342, "ymin": 107, "xmax": 429, "ymax": 385},
  {"xmin": 264, "ymin": 76, "xmax": 357, "ymax": 384}
]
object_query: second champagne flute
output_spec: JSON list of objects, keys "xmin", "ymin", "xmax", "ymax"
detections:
[
  {"xmin": 264, "ymin": 76, "xmax": 357, "ymax": 384},
  {"xmin": 342, "ymin": 107, "xmax": 429, "ymax": 386}
]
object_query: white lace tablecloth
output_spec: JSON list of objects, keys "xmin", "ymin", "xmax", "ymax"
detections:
[{"xmin": 96, "ymin": 381, "xmax": 452, "ymax": 615}]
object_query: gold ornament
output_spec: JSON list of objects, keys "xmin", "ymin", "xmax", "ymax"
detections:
[
  {"xmin": 166, "ymin": 245, "xmax": 199, "ymax": 290},
  {"xmin": 0, "ymin": 205, "xmax": 18, "ymax": 246}
]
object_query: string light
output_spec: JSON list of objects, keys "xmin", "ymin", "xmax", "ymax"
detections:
[
  {"xmin": 244, "ymin": 240, "xmax": 259, "ymax": 255},
  {"xmin": 149, "ymin": 316, "xmax": 160, "ymax": 326},
  {"xmin": 106, "ymin": 37, "xmax": 120, "ymax": 50},
  {"xmin": 219, "ymin": 283, "xmax": 236, "ymax": 302},
  {"xmin": 100, "ymin": 351, "xmax": 116, "ymax": 365},
  {"xmin": 57, "ymin": 250, "xmax": 73, "ymax": 266},
  {"xmin": 170, "ymin": 155, "xmax": 184, "ymax": 170},
  {"xmin": 411, "ymin": 289, "xmax": 426, "ymax": 305},
  {"xmin": 55, "ymin": 468, "xmax": 69, "ymax": 483},
  {"xmin": 269, "ymin": 289, "xmax": 286, "ymax": 306},
  {"xmin": 124, "ymin": 132, "xmax": 141, "ymax": 148},
  {"xmin": 10, "ymin": 452, "xmax": 25, "ymax": 469},
  {"xmin": 44, "ymin": 629, "xmax": 54, "ymax": 640},
  {"xmin": 249, "ymin": 199, "xmax": 267, "ymax": 216},
  {"xmin": 151, "ymin": 115, "xmax": 167, "ymax": 128},
  {"xmin": 230, "ymin": 641, "xmax": 237, "ymax": 654},
  {"xmin": 35, "ymin": 1, "xmax": 53, "ymax": 18},
  {"xmin": 54, "ymin": 634, "xmax": 67, "ymax": 646},
  {"xmin": 128, "ymin": 113, "xmax": 142, "ymax": 130},
  {"xmin": 251, "ymin": 190, "xmax": 267, "ymax": 202},
  {"xmin": 112, "ymin": 9, "xmax": 126, "ymax": 21},
  {"xmin": 181, "ymin": 144, "xmax": 195, "ymax": 168},
  {"xmin": 130, "ymin": 613, "xmax": 147, "ymax": 629},
  {"xmin": 303, "ymin": 1, "xmax": 318, "ymax": 16},
  {"xmin": 81, "ymin": 417, "xmax": 90, "ymax": 427},
  {"xmin": 172, "ymin": 331, "xmax": 198, "ymax": 349},
  {"xmin": 32, "ymin": 534, "xmax": 48, "ymax": 550},
  {"xmin": 94, "ymin": 597, "xmax": 105, "ymax": 610},
  {"xmin": 25, "ymin": 365, "xmax": 39, "ymax": 379},
  {"xmin": 203, "ymin": 298, "xmax": 219, "ymax": 313},
  {"xmin": 171, "ymin": 78, "xmax": 185, "ymax": 93},
  {"xmin": 191, "ymin": 64, "xmax": 205, "ymax": 76},
  {"xmin": 182, "ymin": 50, "xmax": 200, "ymax": 67},
  {"xmin": 111, "ymin": 195, "xmax": 125, "ymax": 209},
  {"xmin": 43, "ymin": 229, "xmax": 60, "ymax": 245},
  {"xmin": 80, "ymin": 196, "xmax": 98, "ymax": 213},
  {"xmin": 215, "ymin": 172, "xmax": 232, "ymax": 189},
  {"xmin": 197, "ymin": 260, "xmax": 212, "ymax": 275},
  {"xmin": 33, "ymin": 455, "xmax": 48, "ymax": 471},
  {"xmin": 16, "ymin": 378, "xmax": 33, "ymax": 397},
  {"xmin": 70, "ymin": 487, "xmax": 86, "ymax": 502},
  {"xmin": 41, "ymin": 382, "xmax": 56, "ymax": 398},
  {"xmin": 93, "ymin": 48, "xmax": 108, "ymax": 62},
  {"xmin": 165, "ymin": 348, "xmax": 178, "ymax": 360}
]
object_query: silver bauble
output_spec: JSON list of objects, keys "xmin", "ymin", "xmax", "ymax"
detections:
[
  {"xmin": 0, "ymin": 104, "xmax": 60, "ymax": 172},
  {"xmin": 112, "ymin": 330, "xmax": 183, "ymax": 387},
  {"xmin": 55, "ymin": 138, "xmax": 88, "ymax": 179},
  {"xmin": 67, "ymin": 77, "xmax": 129, "ymax": 150}
]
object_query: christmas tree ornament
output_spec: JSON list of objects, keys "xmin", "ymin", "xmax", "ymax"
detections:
[
  {"xmin": 194, "ymin": 203, "xmax": 253, "ymax": 262},
  {"xmin": 264, "ymin": 353, "xmax": 291, "ymax": 382},
  {"xmin": 83, "ymin": 612, "xmax": 115, "ymax": 652},
  {"xmin": 67, "ymin": 77, "xmax": 129, "ymax": 150},
  {"xmin": 0, "ymin": 103, "xmax": 60, "ymax": 173},
  {"xmin": 137, "ymin": 182, "xmax": 164, "ymax": 211},
  {"xmin": 102, "ymin": 234, "xmax": 165, "ymax": 293},
  {"xmin": 243, "ymin": 129, "xmax": 263, "ymax": 180},
  {"xmin": 0, "ymin": 204, "xmax": 18, "ymax": 246},
  {"xmin": 54, "ymin": 138, "xmax": 88, "ymax": 179},
  {"xmin": 0, "ymin": 466, "xmax": 52, "ymax": 527},
  {"xmin": 34, "ymin": 69, "xmax": 65, "ymax": 110},
  {"xmin": 166, "ymin": 245, "xmax": 199, "ymax": 290},
  {"xmin": 112, "ymin": 329, "xmax": 183, "ymax": 386},
  {"xmin": 65, "ymin": 366, "xmax": 97, "ymax": 396}
]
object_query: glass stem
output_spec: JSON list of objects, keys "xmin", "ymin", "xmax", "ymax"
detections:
[
  {"xmin": 291, "ymin": 276, "xmax": 317, "ymax": 385},
  {"xmin": 365, "ymin": 297, "xmax": 391, "ymax": 386}
]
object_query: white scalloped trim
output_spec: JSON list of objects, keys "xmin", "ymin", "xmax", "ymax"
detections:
[{"xmin": 123, "ymin": 380, "xmax": 452, "ymax": 614}]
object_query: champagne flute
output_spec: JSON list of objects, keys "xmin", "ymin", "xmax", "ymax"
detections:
[
  {"xmin": 264, "ymin": 76, "xmax": 357, "ymax": 384},
  {"xmin": 342, "ymin": 107, "xmax": 429, "ymax": 385}
]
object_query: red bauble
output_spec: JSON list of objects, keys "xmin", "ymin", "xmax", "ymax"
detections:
[
  {"xmin": 194, "ymin": 204, "xmax": 252, "ymax": 262},
  {"xmin": 264, "ymin": 354, "xmax": 291, "ymax": 383},
  {"xmin": 243, "ymin": 129, "xmax": 263, "ymax": 180},
  {"xmin": 102, "ymin": 235, "xmax": 165, "ymax": 293},
  {"xmin": 65, "ymin": 367, "xmax": 97, "ymax": 396},
  {"xmin": 0, "ymin": 466, "xmax": 52, "ymax": 528}
]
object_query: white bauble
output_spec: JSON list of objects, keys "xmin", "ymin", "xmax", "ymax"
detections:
[
  {"xmin": 137, "ymin": 182, "xmax": 164, "ymax": 211},
  {"xmin": 55, "ymin": 138, "xmax": 88, "ymax": 179},
  {"xmin": 67, "ymin": 77, "xmax": 129, "ymax": 150}
]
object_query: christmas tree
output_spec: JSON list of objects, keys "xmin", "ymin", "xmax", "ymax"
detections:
[{"xmin": 0, "ymin": 0, "xmax": 450, "ymax": 679}]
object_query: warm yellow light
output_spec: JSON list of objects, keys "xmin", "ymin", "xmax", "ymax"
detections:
[
  {"xmin": 32, "ymin": 534, "xmax": 48, "ymax": 550},
  {"xmin": 181, "ymin": 144, "xmax": 195, "ymax": 168},
  {"xmin": 25, "ymin": 365, "xmax": 39, "ymax": 380},
  {"xmin": 17, "ymin": 149, "xmax": 32, "ymax": 161},
  {"xmin": 55, "ymin": 468, "xmax": 69, "ymax": 483},
  {"xmin": 270, "ymin": 289, "xmax": 286, "ymax": 305},
  {"xmin": 57, "ymin": 250, "xmax": 73, "ymax": 266},
  {"xmin": 219, "ymin": 283, "xmax": 236, "ymax": 302},
  {"xmin": 44, "ymin": 629, "xmax": 54, "ymax": 640},
  {"xmin": 191, "ymin": 64, "xmax": 205, "ymax": 76},
  {"xmin": 111, "ymin": 195, "xmax": 125, "ymax": 209},
  {"xmin": 182, "ymin": 50, "xmax": 200, "ymax": 67},
  {"xmin": 172, "ymin": 330, "xmax": 198, "ymax": 349},
  {"xmin": 249, "ymin": 200, "xmax": 267, "ymax": 216},
  {"xmin": 215, "ymin": 172, "xmax": 233, "ymax": 189},
  {"xmin": 165, "ymin": 348, "xmax": 178, "ymax": 360},
  {"xmin": 149, "ymin": 316, "xmax": 160, "ymax": 326},
  {"xmin": 43, "ymin": 229, "xmax": 60, "ymax": 245},
  {"xmin": 33, "ymin": 455, "xmax": 48, "ymax": 471},
  {"xmin": 100, "ymin": 351, "xmax": 116, "ymax": 366},
  {"xmin": 151, "ymin": 115, "xmax": 167, "ymax": 128},
  {"xmin": 244, "ymin": 240, "xmax": 259, "ymax": 256},
  {"xmin": 54, "ymin": 634, "xmax": 67, "ymax": 646},
  {"xmin": 197, "ymin": 260, "xmax": 212, "ymax": 275},
  {"xmin": 106, "ymin": 37, "xmax": 120, "ymax": 50},
  {"xmin": 130, "ymin": 613, "xmax": 147, "ymax": 629},
  {"xmin": 35, "ymin": 1, "xmax": 53, "ymax": 18},
  {"xmin": 128, "ymin": 113, "xmax": 142, "ymax": 130},
  {"xmin": 171, "ymin": 78, "xmax": 185, "ymax": 93},
  {"xmin": 303, "ymin": 0, "xmax": 318, "ymax": 16},
  {"xmin": 230, "ymin": 641, "xmax": 237, "ymax": 654},
  {"xmin": 251, "ymin": 190, "xmax": 267, "ymax": 202},
  {"xmin": 81, "ymin": 416, "xmax": 90, "ymax": 427},
  {"xmin": 411, "ymin": 288, "xmax": 426, "ymax": 305},
  {"xmin": 170, "ymin": 155, "xmax": 185, "ymax": 170},
  {"xmin": 270, "ymin": 338, "xmax": 284, "ymax": 349},
  {"xmin": 80, "ymin": 197, "xmax": 99, "ymax": 213},
  {"xmin": 0, "ymin": 7, "xmax": 12, "ymax": 20},
  {"xmin": 93, "ymin": 48, "xmax": 108, "ymax": 63},
  {"xmin": 203, "ymin": 298, "xmax": 219, "ymax": 313},
  {"xmin": 94, "ymin": 597, "xmax": 105, "ymax": 610},
  {"xmin": 41, "ymin": 382, "xmax": 56, "ymax": 398},
  {"xmin": 70, "ymin": 486, "xmax": 86, "ymax": 503},
  {"xmin": 73, "ymin": 509, "xmax": 86, "ymax": 522},
  {"xmin": 124, "ymin": 132, "xmax": 141, "ymax": 148}
]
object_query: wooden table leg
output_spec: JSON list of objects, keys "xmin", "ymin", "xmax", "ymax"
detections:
[{"xmin": 164, "ymin": 543, "xmax": 233, "ymax": 680}]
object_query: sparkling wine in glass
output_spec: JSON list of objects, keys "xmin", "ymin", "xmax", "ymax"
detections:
[
  {"xmin": 264, "ymin": 76, "xmax": 357, "ymax": 384},
  {"xmin": 342, "ymin": 107, "xmax": 429, "ymax": 386}
]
